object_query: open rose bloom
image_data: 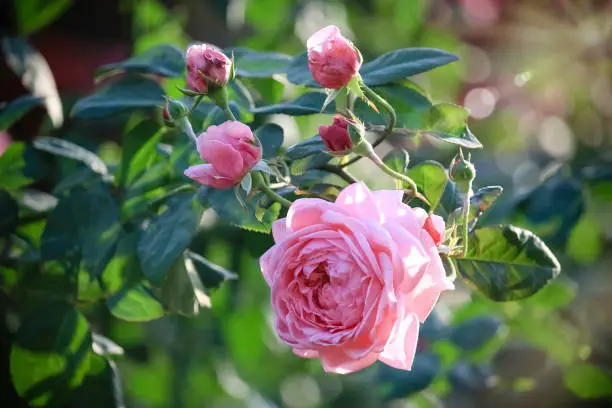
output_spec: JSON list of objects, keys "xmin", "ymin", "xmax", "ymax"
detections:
[
  {"xmin": 307, "ymin": 25, "xmax": 362, "ymax": 89},
  {"xmin": 260, "ymin": 183, "xmax": 454, "ymax": 374}
]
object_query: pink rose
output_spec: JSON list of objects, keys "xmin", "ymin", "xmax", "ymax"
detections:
[
  {"xmin": 186, "ymin": 44, "xmax": 232, "ymax": 94},
  {"xmin": 307, "ymin": 25, "xmax": 362, "ymax": 89},
  {"xmin": 184, "ymin": 121, "xmax": 262, "ymax": 189},
  {"xmin": 318, "ymin": 114, "xmax": 352, "ymax": 153},
  {"xmin": 260, "ymin": 182, "xmax": 454, "ymax": 374}
]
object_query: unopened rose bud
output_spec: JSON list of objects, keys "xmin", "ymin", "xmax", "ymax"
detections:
[
  {"xmin": 162, "ymin": 98, "xmax": 189, "ymax": 127},
  {"xmin": 449, "ymin": 151, "xmax": 476, "ymax": 192},
  {"xmin": 318, "ymin": 115, "xmax": 353, "ymax": 155},
  {"xmin": 307, "ymin": 25, "xmax": 362, "ymax": 89},
  {"xmin": 184, "ymin": 121, "xmax": 262, "ymax": 189},
  {"xmin": 186, "ymin": 44, "xmax": 232, "ymax": 94}
]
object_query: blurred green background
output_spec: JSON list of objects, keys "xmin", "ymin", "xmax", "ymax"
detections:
[{"xmin": 1, "ymin": 0, "xmax": 611, "ymax": 407}]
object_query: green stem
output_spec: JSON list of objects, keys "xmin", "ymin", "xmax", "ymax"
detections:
[
  {"xmin": 460, "ymin": 185, "xmax": 472, "ymax": 256},
  {"xmin": 341, "ymin": 85, "xmax": 396, "ymax": 168},
  {"xmin": 222, "ymin": 104, "xmax": 236, "ymax": 121},
  {"xmin": 361, "ymin": 141, "xmax": 418, "ymax": 198},
  {"xmin": 318, "ymin": 163, "xmax": 358, "ymax": 184},
  {"xmin": 252, "ymin": 172, "xmax": 291, "ymax": 209},
  {"xmin": 179, "ymin": 117, "xmax": 197, "ymax": 144}
]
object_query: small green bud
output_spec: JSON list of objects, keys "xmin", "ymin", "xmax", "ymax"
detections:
[
  {"xmin": 162, "ymin": 97, "xmax": 189, "ymax": 127},
  {"xmin": 449, "ymin": 151, "xmax": 476, "ymax": 192}
]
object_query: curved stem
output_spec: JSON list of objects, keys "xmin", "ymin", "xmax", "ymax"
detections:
[
  {"xmin": 179, "ymin": 117, "xmax": 198, "ymax": 144},
  {"xmin": 259, "ymin": 183, "xmax": 292, "ymax": 209},
  {"xmin": 222, "ymin": 104, "xmax": 237, "ymax": 121},
  {"xmin": 341, "ymin": 85, "xmax": 396, "ymax": 168},
  {"xmin": 318, "ymin": 164, "xmax": 358, "ymax": 184},
  {"xmin": 368, "ymin": 150, "xmax": 418, "ymax": 198},
  {"xmin": 252, "ymin": 172, "xmax": 291, "ymax": 209}
]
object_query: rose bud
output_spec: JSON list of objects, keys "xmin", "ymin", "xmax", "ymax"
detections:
[
  {"xmin": 318, "ymin": 115, "xmax": 353, "ymax": 155},
  {"xmin": 307, "ymin": 25, "xmax": 362, "ymax": 89},
  {"xmin": 184, "ymin": 121, "xmax": 262, "ymax": 189},
  {"xmin": 260, "ymin": 182, "xmax": 454, "ymax": 374},
  {"xmin": 186, "ymin": 43, "xmax": 232, "ymax": 94},
  {"xmin": 161, "ymin": 97, "xmax": 189, "ymax": 127}
]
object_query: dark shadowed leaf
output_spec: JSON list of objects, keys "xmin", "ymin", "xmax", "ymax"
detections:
[
  {"xmin": 10, "ymin": 301, "xmax": 91, "ymax": 406},
  {"xmin": 229, "ymin": 48, "xmax": 292, "ymax": 78},
  {"xmin": 285, "ymin": 52, "xmax": 319, "ymax": 87},
  {"xmin": 285, "ymin": 135, "xmax": 326, "ymax": 160},
  {"xmin": 2, "ymin": 37, "xmax": 63, "ymax": 127},
  {"xmin": 420, "ymin": 103, "xmax": 482, "ymax": 148},
  {"xmin": 33, "ymin": 137, "xmax": 109, "ymax": 177},
  {"xmin": 255, "ymin": 123, "xmax": 284, "ymax": 159},
  {"xmin": 71, "ymin": 76, "xmax": 164, "ymax": 119},
  {"xmin": 378, "ymin": 353, "xmax": 441, "ymax": 399},
  {"xmin": 0, "ymin": 95, "xmax": 41, "ymax": 130},
  {"xmin": 455, "ymin": 225, "xmax": 561, "ymax": 301},
  {"xmin": 41, "ymin": 182, "xmax": 121, "ymax": 278},
  {"xmin": 251, "ymin": 92, "xmax": 334, "ymax": 115},
  {"xmin": 185, "ymin": 249, "xmax": 237, "ymax": 290},
  {"xmin": 202, "ymin": 188, "xmax": 281, "ymax": 233},
  {"xmin": 137, "ymin": 193, "xmax": 200, "ymax": 285},
  {"xmin": 451, "ymin": 316, "xmax": 502, "ymax": 351},
  {"xmin": 448, "ymin": 361, "xmax": 493, "ymax": 391},
  {"xmin": 0, "ymin": 190, "xmax": 18, "ymax": 236},
  {"xmin": 361, "ymin": 48, "xmax": 459, "ymax": 86},
  {"xmin": 95, "ymin": 44, "xmax": 185, "ymax": 81}
]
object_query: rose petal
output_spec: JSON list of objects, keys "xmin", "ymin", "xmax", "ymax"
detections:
[
  {"xmin": 320, "ymin": 349, "xmax": 379, "ymax": 374},
  {"xmin": 378, "ymin": 312, "xmax": 419, "ymax": 370},
  {"xmin": 198, "ymin": 139, "xmax": 244, "ymax": 179},
  {"xmin": 335, "ymin": 182, "xmax": 380, "ymax": 221},
  {"xmin": 307, "ymin": 25, "xmax": 341, "ymax": 50}
]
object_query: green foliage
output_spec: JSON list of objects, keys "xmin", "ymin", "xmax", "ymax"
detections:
[
  {"xmin": 251, "ymin": 92, "xmax": 334, "ymax": 115},
  {"xmin": 406, "ymin": 161, "xmax": 448, "ymax": 211},
  {"xmin": 0, "ymin": 142, "xmax": 33, "ymax": 190},
  {"xmin": 95, "ymin": 44, "xmax": 186, "ymax": 81},
  {"xmin": 14, "ymin": 0, "xmax": 73, "ymax": 34},
  {"xmin": 230, "ymin": 48, "xmax": 292, "ymax": 78},
  {"xmin": 420, "ymin": 103, "xmax": 482, "ymax": 148},
  {"xmin": 0, "ymin": 95, "xmax": 41, "ymax": 130},
  {"xmin": 563, "ymin": 364, "xmax": 612, "ymax": 398},
  {"xmin": 456, "ymin": 225, "xmax": 561, "ymax": 301}
]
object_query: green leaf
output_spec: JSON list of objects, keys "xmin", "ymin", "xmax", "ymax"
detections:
[
  {"xmin": 2, "ymin": 37, "xmax": 63, "ymax": 127},
  {"xmin": 0, "ymin": 95, "xmax": 41, "ymax": 130},
  {"xmin": 100, "ymin": 230, "xmax": 145, "ymax": 296},
  {"xmin": 466, "ymin": 186, "xmax": 503, "ymax": 229},
  {"xmin": 33, "ymin": 137, "xmax": 109, "ymax": 177},
  {"xmin": 95, "ymin": 44, "xmax": 185, "ymax": 81},
  {"xmin": 383, "ymin": 149, "xmax": 410, "ymax": 174},
  {"xmin": 185, "ymin": 249, "xmax": 237, "ymax": 290},
  {"xmin": 255, "ymin": 123, "xmax": 284, "ymax": 159},
  {"xmin": 521, "ymin": 279, "xmax": 577, "ymax": 311},
  {"xmin": 450, "ymin": 316, "xmax": 502, "ymax": 351},
  {"xmin": 118, "ymin": 120, "xmax": 162, "ymax": 187},
  {"xmin": 355, "ymin": 83, "xmax": 431, "ymax": 129},
  {"xmin": 71, "ymin": 76, "xmax": 164, "ymax": 119},
  {"xmin": 41, "ymin": 182, "xmax": 121, "ymax": 278},
  {"xmin": 10, "ymin": 301, "xmax": 91, "ymax": 406},
  {"xmin": 285, "ymin": 52, "xmax": 319, "ymax": 87},
  {"xmin": 251, "ymin": 92, "xmax": 334, "ymax": 115},
  {"xmin": 230, "ymin": 48, "xmax": 292, "ymax": 78},
  {"xmin": 563, "ymin": 364, "xmax": 612, "ymax": 398},
  {"xmin": 157, "ymin": 255, "xmax": 209, "ymax": 317},
  {"xmin": 406, "ymin": 161, "xmax": 448, "ymax": 211},
  {"xmin": 0, "ymin": 190, "xmax": 19, "ymax": 236},
  {"xmin": 0, "ymin": 142, "xmax": 33, "ymax": 190},
  {"xmin": 203, "ymin": 188, "xmax": 281, "ymax": 233},
  {"xmin": 285, "ymin": 135, "xmax": 326, "ymax": 160},
  {"xmin": 455, "ymin": 225, "xmax": 561, "ymax": 301},
  {"xmin": 420, "ymin": 103, "xmax": 482, "ymax": 149},
  {"xmin": 361, "ymin": 48, "xmax": 459, "ymax": 86},
  {"xmin": 91, "ymin": 333, "xmax": 124, "ymax": 357},
  {"xmin": 106, "ymin": 283, "xmax": 165, "ymax": 322},
  {"xmin": 15, "ymin": 0, "xmax": 72, "ymax": 34},
  {"xmin": 137, "ymin": 193, "xmax": 200, "ymax": 285}
]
